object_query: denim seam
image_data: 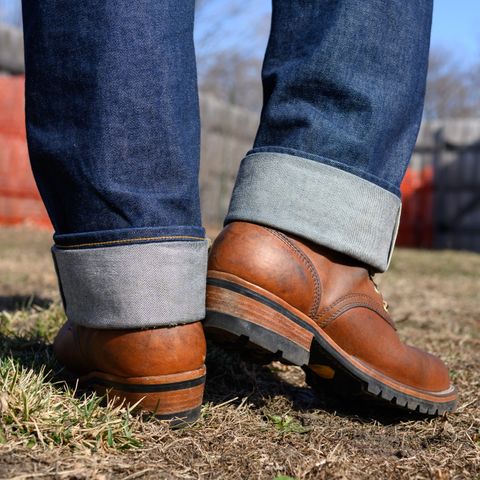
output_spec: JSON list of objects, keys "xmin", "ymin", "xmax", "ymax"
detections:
[
  {"xmin": 264, "ymin": 227, "xmax": 321, "ymax": 319},
  {"xmin": 55, "ymin": 235, "xmax": 205, "ymax": 249},
  {"xmin": 248, "ymin": 146, "xmax": 401, "ymax": 196}
]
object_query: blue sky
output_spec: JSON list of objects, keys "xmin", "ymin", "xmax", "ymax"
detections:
[
  {"xmin": 431, "ymin": 0, "xmax": 480, "ymax": 65},
  {"xmin": 1, "ymin": 0, "xmax": 479, "ymax": 65},
  {"xmin": 195, "ymin": 0, "xmax": 480, "ymax": 66}
]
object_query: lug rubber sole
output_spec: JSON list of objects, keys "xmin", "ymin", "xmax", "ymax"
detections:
[
  {"xmin": 76, "ymin": 366, "xmax": 206, "ymax": 426},
  {"xmin": 204, "ymin": 272, "xmax": 457, "ymax": 416}
]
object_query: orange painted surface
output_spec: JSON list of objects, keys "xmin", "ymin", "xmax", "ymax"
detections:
[
  {"xmin": 397, "ymin": 165, "xmax": 434, "ymax": 248},
  {"xmin": 0, "ymin": 75, "xmax": 52, "ymax": 229},
  {"xmin": 0, "ymin": 74, "xmax": 434, "ymax": 244}
]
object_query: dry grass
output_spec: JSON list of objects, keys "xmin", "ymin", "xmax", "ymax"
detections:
[
  {"xmin": 0, "ymin": 305, "xmax": 143, "ymax": 452},
  {"xmin": 0, "ymin": 226, "xmax": 478, "ymax": 479}
]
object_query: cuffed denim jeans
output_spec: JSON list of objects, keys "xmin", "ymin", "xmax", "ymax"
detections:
[{"xmin": 21, "ymin": 0, "xmax": 432, "ymax": 329}]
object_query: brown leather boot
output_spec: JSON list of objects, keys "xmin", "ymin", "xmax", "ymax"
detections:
[
  {"xmin": 54, "ymin": 321, "xmax": 206, "ymax": 424},
  {"xmin": 204, "ymin": 221, "xmax": 457, "ymax": 415}
]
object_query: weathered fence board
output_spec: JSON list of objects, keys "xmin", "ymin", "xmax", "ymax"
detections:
[
  {"xmin": 199, "ymin": 93, "xmax": 257, "ymax": 228},
  {"xmin": 425, "ymin": 120, "xmax": 480, "ymax": 251},
  {"xmin": 0, "ymin": 23, "xmax": 24, "ymax": 74}
]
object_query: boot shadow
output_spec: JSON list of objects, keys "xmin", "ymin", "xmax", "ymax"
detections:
[
  {"xmin": 0, "ymin": 331, "xmax": 58, "ymax": 378},
  {"xmin": 0, "ymin": 295, "xmax": 54, "ymax": 312},
  {"xmin": 0, "ymin": 295, "xmax": 60, "ymax": 377},
  {"xmin": 204, "ymin": 342, "xmax": 431, "ymax": 425}
]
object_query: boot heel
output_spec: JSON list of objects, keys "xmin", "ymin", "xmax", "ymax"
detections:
[
  {"xmin": 205, "ymin": 273, "xmax": 313, "ymax": 366},
  {"xmin": 82, "ymin": 366, "xmax": 206, "ymax": 426}
]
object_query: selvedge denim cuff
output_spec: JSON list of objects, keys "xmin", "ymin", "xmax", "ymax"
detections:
[
  {"xmin": 52, "ymin": 239, "xmax": 208, "ymax": 328},
  {"xmin": 225, "ymin": 152, "xmax": 401, "ymax": 272}
]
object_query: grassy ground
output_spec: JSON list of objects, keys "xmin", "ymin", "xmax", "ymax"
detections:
[{"xmin": 0, "ymin": 226, "xmax": 478, "ymax": 479}]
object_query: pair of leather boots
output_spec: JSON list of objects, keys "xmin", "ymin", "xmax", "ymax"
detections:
[{"xmin": 54, "ymin": 221, "xmax": 457, "ymax": 424}]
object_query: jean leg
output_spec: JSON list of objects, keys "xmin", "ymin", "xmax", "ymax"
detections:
[
  {"xmin": 226, "ymin": 0, "xmax": 433, "ymax": 271},
  {"xmin": 21, "ymin": 0, "xmax": 207, "ymax": 327}
]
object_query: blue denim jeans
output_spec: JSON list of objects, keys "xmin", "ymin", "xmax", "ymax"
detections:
[{"xmin": 21, "ymin": 0, "xmax": 432, "ymax": 328}]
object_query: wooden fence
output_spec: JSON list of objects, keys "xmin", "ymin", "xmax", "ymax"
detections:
[
  {"xmin": 199, "ymin": 93, "xmax": 257, "ymax": 229},
  {"xmin": 0, "ymin": 24, "xmax": 23, "ymax": 74},
  {"xmin": 199, "ymin": 108, "xmax": 480, "ymax": 253},
  {"xmin": 1, "ymin": 23, "xmax": 479, "ymax": 252},
  {"xmin": 411, "ymin": 120, "xmax": 480, "ymax": 251}
]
